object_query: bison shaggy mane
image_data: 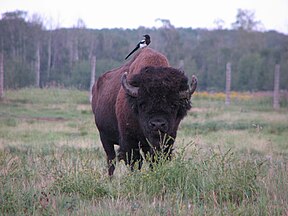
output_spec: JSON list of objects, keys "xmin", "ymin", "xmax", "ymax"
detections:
[{"xmin": 127, "ymin": 66, "xmax": 192, "ymax": 119}]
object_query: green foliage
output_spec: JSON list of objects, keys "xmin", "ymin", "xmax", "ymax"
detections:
[
  {"xmin": 95, "ymin": 58, "xmax": 122, "ymax": 78},
  {"xmin": 1, "ymin": 10, "xmax": 288, "ymax": 91},
  {"xmin": 70, "ymin": 60, "xmax": 91, "ymax": 89},
  {"xmin": 4, "ymin": 57, "xmax": 35, "ymax": 88},
  {"xmin": 237, "ymin": 53, "xmax": 264, "ymax": 90}
]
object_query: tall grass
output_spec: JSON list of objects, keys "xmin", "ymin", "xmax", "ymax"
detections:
[
  {"xmin": 1, "ymin": 143, "xmax": 287, "ymax": 215},
  {"xmin": 0, "ymin": 88, "xmax": 288, "ymax": 215}
]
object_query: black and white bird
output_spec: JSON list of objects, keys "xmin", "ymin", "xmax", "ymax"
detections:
[{"xmin": 125, "ymin": 34, "xmax": 151, "ymax": 60}]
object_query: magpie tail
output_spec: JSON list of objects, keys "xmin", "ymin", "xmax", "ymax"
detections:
[{"xmin": 125, "ymin": 46, "xmax": 139, "ymax": 60}]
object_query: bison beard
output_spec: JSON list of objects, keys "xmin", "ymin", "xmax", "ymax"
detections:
[{"xmin": 92, "ymin": 54, "xmax": 197, "ymax": 176}]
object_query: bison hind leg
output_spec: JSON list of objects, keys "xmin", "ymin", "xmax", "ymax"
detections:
[{"xmin": 99, "ymin": 133, "xmax": 116, "ymax": 176}]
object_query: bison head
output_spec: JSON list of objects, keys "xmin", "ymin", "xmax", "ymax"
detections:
[{"xmin": 122, "ymin": 66, "xmax": 197, "ymax": 150}]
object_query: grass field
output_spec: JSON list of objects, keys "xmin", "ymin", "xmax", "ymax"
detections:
[{"xmin": 0, "ymin": 88, "xmax": 288, "ymax": 215}]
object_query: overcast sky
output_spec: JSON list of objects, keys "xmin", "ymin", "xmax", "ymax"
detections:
[{"xmin": 1, "ymin": 0, "xmax": 287, "ymax": 34}]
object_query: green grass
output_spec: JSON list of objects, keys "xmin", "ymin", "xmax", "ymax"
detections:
[{"xmin": 0, "ymin": 88, "xmax": 288, "ymax": 215}]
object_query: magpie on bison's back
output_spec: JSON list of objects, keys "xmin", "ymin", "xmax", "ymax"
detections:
[{"xmin": 91, "ymin": 47, "xmax": 197, "ymax": 176}]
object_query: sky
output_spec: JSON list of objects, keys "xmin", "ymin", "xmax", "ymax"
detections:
[{"xmin": 0, "ymin": 0, "xmax": 288, "ymax": 34}]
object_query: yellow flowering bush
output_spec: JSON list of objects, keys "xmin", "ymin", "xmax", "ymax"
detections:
[{"xmin": 195, "ymin": 91, "xmax": 253, "ymax": 101}]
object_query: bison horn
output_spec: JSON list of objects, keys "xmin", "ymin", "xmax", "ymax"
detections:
[
  {"xmin": 179, "ymin": 75, "xmax": 197, "ymax": 99},
  {"xmin": 121, "ymin": 72, "xmax": 139, "ymax": 97}
]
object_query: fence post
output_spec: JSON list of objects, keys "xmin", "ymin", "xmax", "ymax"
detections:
[
  {"xmin": 273, "ymin": 64, "xmax": 280, "ymax": 110},
  {"xmin": 35, "ymin": 41, "xmax": 40, "ymax": 87},
  {"xmin": 89, "ymin": 55, "xmax": 96, "ymax": 103},
  {"xmin": 0, "ymin": 52, "xmax": 4, "ymax": 99},
  {"xmin": 225, "ymin": 62, "xmax": 231, "ymax": 105}
]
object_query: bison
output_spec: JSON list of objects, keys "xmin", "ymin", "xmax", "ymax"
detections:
[{"xmin": 92, "ymin": 47, "xmax": 197, "ymax": 176}]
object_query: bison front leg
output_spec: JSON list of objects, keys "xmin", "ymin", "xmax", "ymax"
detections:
[{"xmin": 118, "ymin": 138, "xmax": 142, "ymax": 172}]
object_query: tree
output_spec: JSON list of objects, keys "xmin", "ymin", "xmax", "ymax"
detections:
[
  {"xmin": 29, "ymin": 13, "xmax": 44, "ymax": 87},
  {"xmin": 154, "ymin": 19, "xmax": 181, "ymax": 66},
  {"xmin": 214, "ymin": 18, "xmax": 225, "ymax": 30},
  {"xmin": 0, "ymin": 11, "xmax": 287, "ymax": 92},
  {"xmin": 155, "ymin": 18, "xmax": 174, "ymax": 29},
  {"xmin": 237, "ymin": 53, "xmax": 263, "ymax": 91},
  {"xmin": 232, "ymin": 9, "xmax": 262, "ymax": 31},
  {"xmin": 0, "ymin": 10, "xmax": 33, "ymax": 88}
]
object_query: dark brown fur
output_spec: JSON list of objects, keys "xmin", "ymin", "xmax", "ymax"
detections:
[{"xmin": 92, "ymin": 48, "xmax": 192, "ymax": 176}]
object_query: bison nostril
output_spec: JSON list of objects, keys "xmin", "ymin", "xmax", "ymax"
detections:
[{"xmin": 149, "ymin": 119, "xmax": 168, "ymax": 131}]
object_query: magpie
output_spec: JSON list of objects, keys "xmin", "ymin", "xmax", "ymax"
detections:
[{"xmin": 125, "ymin": 34, "xmax": 151, "ymax": 60}]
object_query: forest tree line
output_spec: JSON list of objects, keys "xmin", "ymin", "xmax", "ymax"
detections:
[{"xmin": 0, "ymin": 10, "xmax": 287, "ymax": 91}]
